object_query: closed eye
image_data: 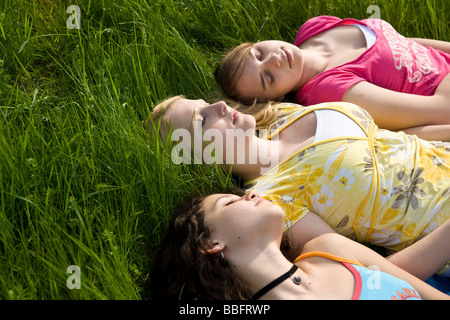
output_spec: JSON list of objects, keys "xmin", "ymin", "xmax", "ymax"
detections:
[
  {"xmin": 266, "ymin": 72, "xmax": 273, "ymax": 85},
  {"xmin": 261, "ymin": 71, "xmax": 273, "ymax": 90},
  {"xmin": 255, "ymin": 49, "xmax": 263, "ymax": 61},
  {"xmin": 225, "ymin": 199, "xmax": 239, "ymax": 206}
]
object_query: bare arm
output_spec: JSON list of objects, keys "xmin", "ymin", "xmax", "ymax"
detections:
[
  {"xmin": 305, "ymin": 233, "xmax": 449, "ymax": 299},
  {"xmin": 343, "ymin": 77, "xmax": 450, "ymax": 133},
  {"xmin": 387, "ymin": 219, "xmax": 450, "ymax": 280},
  {"xmin": 409, "ymin": 38, "xmax": 450, "ymax": 54},
  {"xmin": 400, "ymin": 124, "xmax": 450, "ymax": 142}
]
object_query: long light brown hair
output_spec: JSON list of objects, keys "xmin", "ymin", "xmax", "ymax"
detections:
[{"xmin": 214, "ymin": 42, "xmax": 254, "ymax": 105}]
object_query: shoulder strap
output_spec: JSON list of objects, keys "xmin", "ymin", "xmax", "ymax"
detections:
[{"xmin": 294, "ymin": 251, "xmax": 365, "ymax": 267}]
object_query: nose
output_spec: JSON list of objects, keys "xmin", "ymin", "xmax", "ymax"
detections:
[
  {"xmin": 245, "ymin": 190, "xmax": 259, "ymax": 201},
  {"xmin": 208, "ymin": 101, "xmax": 228, "ymax": 117},
  {"xmin": 263, "ymin": 52, "xmax": 281, "ymax": 68}
]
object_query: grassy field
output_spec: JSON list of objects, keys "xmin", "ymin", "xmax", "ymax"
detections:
[{"xmin": 0, "ymin": 0, "xmax": 448, "ymax": 299}]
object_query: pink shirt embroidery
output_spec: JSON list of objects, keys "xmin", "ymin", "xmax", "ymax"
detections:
[{"xmin": 294, "ymin": 16, "xmax": 450, "ymax": 106}]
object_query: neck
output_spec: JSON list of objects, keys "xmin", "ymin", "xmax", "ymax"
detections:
[
  {"xmin": 296, "ymin": 49, "xmax": 329, "ymax": 89},
  {"xmin": 228, "ymin": 137, "xmax": 281, "ymax": 181},
  {"xmin": 227, "ymin": 241, "xmax": 304, "ymax": 299}
]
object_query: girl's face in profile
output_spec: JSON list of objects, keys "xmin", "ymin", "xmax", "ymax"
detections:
[
  {"xmin": 235, "ymin": 40, "xmax": 304, "ymax": 103},
  {"xmin": 163, "ymin": 98, "xmax": 257, "ymax": 164},
  {"xmin": 164, "ymin": 98, "xmax": 255, "ymax": 135},
  {"xmin": 201, "ymin": 191, "xmax": 284, "ymax": 247}
]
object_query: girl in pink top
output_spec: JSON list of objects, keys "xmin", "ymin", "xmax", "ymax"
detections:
[{"xmin": 214, "ymin": 16, "xmax": 450, "ymax": 141}]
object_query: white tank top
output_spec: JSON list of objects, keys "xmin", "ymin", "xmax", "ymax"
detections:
[
  {"xmin": 313, "ymin": 109, "xmax": 366, "ymax": 143},
  {"xmin": 351, "ymin": 24, "xmax": 376, "ymax": 49}
]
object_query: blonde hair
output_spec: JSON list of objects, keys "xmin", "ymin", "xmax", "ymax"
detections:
[
  {"xmin": 232, "ymin": 100, "xmax": 279, "ymax": 130},
  {"xmin": 144, "ymin": 95, "xmax": 185, "ymax": 142}
]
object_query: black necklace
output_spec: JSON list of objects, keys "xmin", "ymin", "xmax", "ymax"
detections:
[{"xmin": 252, "ymin": 265, "xmax": 301, "ymax": 300}]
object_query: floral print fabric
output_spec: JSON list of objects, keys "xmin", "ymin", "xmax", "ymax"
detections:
[{"xmin": 244, "ymin": 102, "xmax": 450, "ymax": 258}]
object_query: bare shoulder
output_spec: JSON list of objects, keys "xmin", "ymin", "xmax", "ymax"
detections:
[
  {"xmin": 301, "ymin": 233, "xmax": 358, "ymax": 256},
  {"xmin": 301, "ymin": 233, "xmax": 380, "ymax": 267}
]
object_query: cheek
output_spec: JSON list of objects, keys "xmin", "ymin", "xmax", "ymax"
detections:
[
  {"xmin": 201, "ymin": 126, "xmax": 227, "ymax": 157},
  {"xmin": 209, "ymin": 216, "xmax": 243, "ymax": 241}
]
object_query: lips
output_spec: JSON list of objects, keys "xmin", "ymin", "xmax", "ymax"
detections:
[
  {"xmin": 255, "ymin": 197, "xmax": 265, "ymax": 206},
  {"xmin": 282, "ymin": 47, "xmax": 292, "ymax": 68},
  {"xmin": 232, "ymin": 110, "xmax": 240, "ymax": 124}
]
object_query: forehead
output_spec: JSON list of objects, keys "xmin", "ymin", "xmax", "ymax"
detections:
[
  {"xmin": 254, "ymin": 40, "xmax": 286, "ymax": 48},
  {"xmin": 201, "ymin": 193, "xmax": 240, "ymax": 222},
  {"xmin": 201, "ymin": 193, "xmax": 226, "ymax": 214},
  {"xmin": 165, "ymin": 98, "xmax": 197, "ymax": 130},
  {"xmin": 235, "ymin": 54, "xmax": 264, "ymax": 101}
]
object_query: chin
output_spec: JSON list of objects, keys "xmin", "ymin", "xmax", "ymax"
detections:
[
  {"xmin": 247, "ymin": 116, "xmax": 257, "ymax": 130},
  {"xmin": 266, "ymin": 204, "xmax": 285, "ymax": 219}
]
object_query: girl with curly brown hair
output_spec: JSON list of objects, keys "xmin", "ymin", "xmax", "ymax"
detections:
[{"xmin": 151, "ymin": 189, "xmax": 449, "ymax": 300}]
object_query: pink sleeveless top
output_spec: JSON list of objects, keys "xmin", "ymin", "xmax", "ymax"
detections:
[{"xmin": 294, "ymin": 16, "xmax": 450, "ymax": 105}]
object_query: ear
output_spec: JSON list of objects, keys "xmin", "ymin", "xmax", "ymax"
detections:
[{"xmin": 200, "ymin": 240, "xmax": 225, "ymax": 256}]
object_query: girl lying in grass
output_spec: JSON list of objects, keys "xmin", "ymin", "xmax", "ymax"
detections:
[
  {"xmin": 147, "ymin": 97, "xmax": 450, "ymax": 280},
  {"xmin": 151, "ymin": 188, "xmax": 449, "ymax": 299},
  {"xmin": 214, "ymin": 16, "xmax": 450, "ymax": 141}
]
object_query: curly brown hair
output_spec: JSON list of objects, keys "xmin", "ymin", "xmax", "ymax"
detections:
[
  {"xmin": 150, "ymin": 188, "xmax": 252, "ymax": 299},
  {"xmin": 151, "ymin": 188, "xmax": 296, "ymax": 300}
]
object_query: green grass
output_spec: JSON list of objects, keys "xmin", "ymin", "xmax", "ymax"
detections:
[{"xmin": 0, "ymin": 0, "xmax": 448, "ymax": 299}]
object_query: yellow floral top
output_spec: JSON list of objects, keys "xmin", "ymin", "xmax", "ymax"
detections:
[{"xmin": 244, "ymin": 102, "xmax": 450, "ymax": 253}]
